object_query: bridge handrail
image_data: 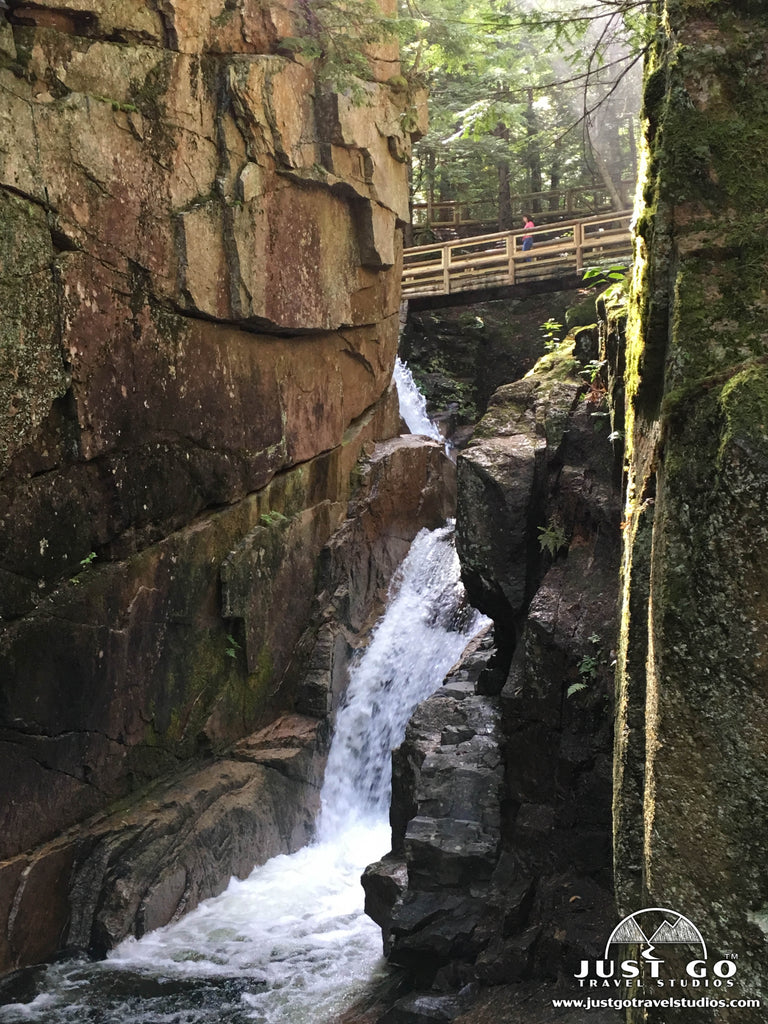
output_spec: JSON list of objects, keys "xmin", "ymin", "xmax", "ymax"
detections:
[{"xmin": 404, "ymin": 210, "xmax": 632, "ymax": 256}]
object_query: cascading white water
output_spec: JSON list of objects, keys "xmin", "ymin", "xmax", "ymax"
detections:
[
  {"xmin": 0, "ymin": 525, "xmax": 488, "ymax": 1024},
  {"xmin": 393, "ymin": 356, "xmax": 444, "ymax": 444}
]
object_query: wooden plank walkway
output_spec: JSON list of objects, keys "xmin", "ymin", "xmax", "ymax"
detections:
[{"xmin": 402, "ymin": 210, "xmax": 633, "ymax": 303}]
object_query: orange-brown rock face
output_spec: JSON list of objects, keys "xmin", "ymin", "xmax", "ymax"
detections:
[{"xmin": 0, "ymin": 0, "xmax": 427, "ymax": 972}]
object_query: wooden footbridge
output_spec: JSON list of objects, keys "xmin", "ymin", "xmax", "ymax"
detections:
[{"xmin": 402, "ymin": 210, "xmax": 633, "ymax": 309}]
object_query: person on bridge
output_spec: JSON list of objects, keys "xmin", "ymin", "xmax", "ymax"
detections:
[{"xmin": 522, "ymin": 215, "xmax": 534, "ymax": 260}]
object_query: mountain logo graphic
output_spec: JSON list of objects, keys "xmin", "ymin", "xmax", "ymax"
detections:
[{"xmin": 604, "ymin": 908, "xmax": 707, "ymax": 961}]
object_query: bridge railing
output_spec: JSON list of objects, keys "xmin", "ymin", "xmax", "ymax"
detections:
[
  {"xmin": 411, "ymin": 182, "xmax": 635, "ymax": 231},
  {"xmin": 402, "ymin": 210, "xmax": 634, "ymax": 299}
]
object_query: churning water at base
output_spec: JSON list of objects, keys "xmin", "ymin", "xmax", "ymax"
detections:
[{"xmin": 0, "ymin": 525, "xmax": 488, "ymax": 1024}]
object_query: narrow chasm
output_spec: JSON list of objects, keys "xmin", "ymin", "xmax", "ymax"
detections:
[{"xmin": 361, "ymin": 293, "xmax": 627, "ymax": 1023}]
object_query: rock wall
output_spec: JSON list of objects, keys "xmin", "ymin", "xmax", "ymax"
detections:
[
  {"xmin": 614, "ymin": 0, "xmax": 768, "ymax": 1018},
  {"xmin": 0, "ymin": 0, "xmax": 432, "ymax": 974}
]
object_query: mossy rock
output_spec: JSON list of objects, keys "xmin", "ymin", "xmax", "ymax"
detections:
[{"xmin": 565, "ymin": 293, "xmax": 597, "ymax": 328}]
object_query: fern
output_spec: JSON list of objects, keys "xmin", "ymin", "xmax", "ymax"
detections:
[{"xmin": 567, "ymin": 681, "xmax": 588, "ymax": 698}]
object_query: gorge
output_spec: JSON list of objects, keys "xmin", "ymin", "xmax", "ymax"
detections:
[{"xmin": 1, "ymin": 0, "xmax": 768, "ymax": 1022}]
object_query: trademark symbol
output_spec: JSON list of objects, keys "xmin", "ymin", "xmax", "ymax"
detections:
[{"xmin": 724, "ymin": 953, "xmax": 738, "ymax": 960}]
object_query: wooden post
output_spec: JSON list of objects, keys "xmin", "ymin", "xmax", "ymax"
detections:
[
  {"xmin": 574, "ymin": 221, "xmax": 584, "ymax": 272},
  {"xmin": 442, "ymin": 244, "xmax": 451, "ymax": 294},
  {"xmin": 507, "ymin": 234, "xmax": 515, "ymax": 284}
]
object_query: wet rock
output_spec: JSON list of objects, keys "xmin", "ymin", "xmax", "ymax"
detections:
[
  {"xmin": 372, "ymin": 639, "xmax": 505, "ymax": 982},
  {"xmin": 455, "ymin": 350, "xmax": 582, "ymax": 629},
  {"xmin": 380, "ymin": 991, "xmax": 470, "ymax": 1024},
  {"xmin": 1, "ymin": 714, "xmax": 325, "ymax": 967},
  {"xmin": 374, "ymin": 333, "xmax": 623, "ymax": 1002},
  {"xmin": 405, "ymin": 817, "xmax": 499, "ymax": 890},
  {"xmin": 363, "ymin": 854, "xmax": 408, "ymax": 940}
]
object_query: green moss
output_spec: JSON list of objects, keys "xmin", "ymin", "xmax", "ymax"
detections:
[
  {"xmin": 717, "ymin": 363, "xmax": 768, "ymax": 466},
  {"xmin": 526, "ymin": 339, "xmax": 580, "ymax": 381},
  {"xmin": 243, "ymin": 646, "xmax": 274, "ymax": 721},
  {"xmin": 565, "ymin": 294, "xmax": 597, "ymax": 328}
]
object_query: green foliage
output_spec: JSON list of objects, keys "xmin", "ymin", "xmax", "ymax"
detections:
[
  {"xmin": 582, "ymin": 265, "xmax": 630, "ymax": 293},
  {"xmin": 404, "ymin": 0, "xmax": 645, "ymax": 226},
  {"xmin": 580, "ymin": 358, "xmax": 608, "ymax": 407},
  {"xmin": 69, "ymin": 551, "xmax": 97, "ymax": 585},
  {"xmin": 225, "ymin": 634, "xmax": 242, "ymax": 660},
  {"xmin": 583, "ymin": 264, "xmax": 628, "ymax": 283},
  {"xmin": 569, "ymin": 632, "xmax": 607, "ymax": 696},
  {"xmin": 280, "ymin": 0, "xmax": 398, "ymax": 100},
  {"xmin": 567, "ymin": 681, "xmax": 589, "ymax": 698},
  {"xmin": 537, "ymin": 516, "xmax": 567, "ymax": 557},
  {"xmin": 578, "ymin": 653, "xmax": 600, "ymax": 678},
  {"xmin": 580, "ymin": 359, "xmax": 605, "ymax": 384},
  {"xmin": 260, "ymin": 511, "xmax": 289, "ymax": 527},
  {"xmin": 540, "ymin": 318, "xmax": 564, "ymax": 352}
]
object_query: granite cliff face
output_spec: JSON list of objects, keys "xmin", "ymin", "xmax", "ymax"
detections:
[
  {"xmin": 0, "ymin": 0, "xmax": 437, "ymax": 973},
  {"xmin": 614, "ymin": 1, "xmax": 768, "ymax": 1018}
]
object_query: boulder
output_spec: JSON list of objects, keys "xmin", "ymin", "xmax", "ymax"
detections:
[{"xmin": 455, "ymin": 348, "xmax": 582, "ymax": 629}]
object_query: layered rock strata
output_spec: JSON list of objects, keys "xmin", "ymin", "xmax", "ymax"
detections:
[{"xmin": 0, "ymin": 0, "xmax": 429, "ymax": 974}]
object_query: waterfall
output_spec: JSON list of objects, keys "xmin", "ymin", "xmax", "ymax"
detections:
[
  {"xmin": 393, "ymin": 356, "xmax": 444, "ymax": 444},
  {"xmin": 0, "ymin": 525, "xmax": 488, "ymax": 1024}
]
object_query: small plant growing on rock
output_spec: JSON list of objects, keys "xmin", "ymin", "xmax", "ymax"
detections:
[
  {"xmin": 568, "ymin": 634, "xmax": 604, "ymax": 698},
  {"xmin": 580, "ymin": 359, "xmax": 608, "ymax": 405},
  {"xmin": 539, "ymin": 318, "xmax": 564, "ymax": 352},
  {"xmin": 537, "ymin": 517, "xmax": 567, "ymax": 557},
  {"xmin": 225, "ymin": 634, "xmax": 242, "ymax": 660},
  {"xmin": 260, "ymin": 511, "xmax": 288, "ymax": 527},
  {"xmin": 69, "ymin": 551, "xmax": 97, "ymax": 585}
]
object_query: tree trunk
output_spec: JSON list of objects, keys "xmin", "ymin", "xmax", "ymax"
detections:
[
  {"xmin": 549, "ymin": 158, "xmax": 562, "ymax": 211},
  {"xmin": 525, "ymin": 89, "xmax": 543, "ymax": 212},
  {"xmin": 494, "ymin": 122, "xmax": 513, "ymax": 229},
  {"xmin": 588, "ymin": 127, "xmax": 624, "ymax": 210}
]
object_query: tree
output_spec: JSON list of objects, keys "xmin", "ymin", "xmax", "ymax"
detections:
[{"xmin": 400, "ymin": 0, "xmax": 646, "ymax": 231}]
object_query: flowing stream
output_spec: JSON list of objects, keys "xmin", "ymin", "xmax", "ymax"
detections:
[
  {"xmin": 393, "ymin": 356, "xmax": 444, "ymax": 445},
  {"xmin": 0, "ymin": 525, "xmax": 488, "ymax": 1024}
]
